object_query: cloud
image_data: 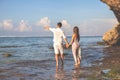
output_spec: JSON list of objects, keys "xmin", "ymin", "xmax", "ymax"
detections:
[
  {"xmin": 36, "ymin": 18, "xmax": 70, "ymax": 28},
  {"xmin": 79, "ymin": 18, "xmax": 118, "ymax": 36},
  {"xmin": 36, "ymin": 17, "xmax": 51, "ymax": 27},
  {"xmin": 61, "ymin": 20, "xmax": 71, "ymax": 28},
  {"xmin": 15, "ymin": 20, "xmax": 32, "ymax": 32},
  {"xmin": 0, "ymin": 19, "xmax": 13, "ymax": 30},
  {"xmin": 0, "ymin": 18, "xmax": 118, "ymax": 36}
]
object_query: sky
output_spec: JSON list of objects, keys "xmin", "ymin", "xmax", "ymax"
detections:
[{"xmin": 0, "ymin": 0, "xmax": 118, "ymax": 37}]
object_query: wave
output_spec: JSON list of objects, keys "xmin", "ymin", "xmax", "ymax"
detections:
[{"xmin": 0, "ymin": 45, "xmax": 24, "ymax": 48}]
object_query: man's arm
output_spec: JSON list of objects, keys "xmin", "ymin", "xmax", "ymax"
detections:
[
  {"xmin": 44, "ymin": 26, "xmax": 56, "ymax": 33},
  {"xmin": 44, "ymin": 26, "xmax": 50, "ymax": 30},
  {"xmin": 62, "ymin": 32, "xmax": 69, "ymax": 47},
  {"xmin": 64, "ymin": 38, "xmax": 69, "ymax": 46}
]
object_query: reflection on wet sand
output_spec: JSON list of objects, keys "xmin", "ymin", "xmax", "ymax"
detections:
[
  {"xmin": 55, "ymin": 65, "xmax": 65, "ymax": 79},
  {"xmin": 72, "ymin": 65, "xmax": 81, "ymax": 80},
  {"xmin": 55, "ymin": 65, "xmax": 81, "ymax": 80}
]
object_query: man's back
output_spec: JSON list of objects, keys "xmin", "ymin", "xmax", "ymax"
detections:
[{"xmin": 50, "ymin": 28, "xmax": 66, "ymax": 45}]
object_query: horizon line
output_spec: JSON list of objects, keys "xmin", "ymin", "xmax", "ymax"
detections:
[{"xmin": 0, "ymin": 35, "xmax": 102, "ymax": 38}]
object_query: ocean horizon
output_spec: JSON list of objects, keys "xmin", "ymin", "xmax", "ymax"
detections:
[{"xmin": 0, "ymin": 35, "xmax": 102, "ymax": 38}]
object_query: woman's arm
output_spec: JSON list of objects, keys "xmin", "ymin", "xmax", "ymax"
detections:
[{"xmin": 69, "ymin": 34, "xmax": 76, "ymax": 46}]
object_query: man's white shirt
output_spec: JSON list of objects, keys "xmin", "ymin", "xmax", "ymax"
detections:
[{"xmin": 49, "ymin": 27, "xmax": 66, "ymax": 45}]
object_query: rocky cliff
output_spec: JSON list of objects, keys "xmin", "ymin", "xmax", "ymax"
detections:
[{"xmin": 101, "ymin": 0, "xmax": 120, "ymax": 46}]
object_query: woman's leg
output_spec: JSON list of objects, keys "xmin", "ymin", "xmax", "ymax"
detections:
[
  {"xmin": 77, "ymin": 57, "xmax": 81, "ymax": 64},
  {"xmin": 77, "ymin": 47, "xmax": 81, "ymax": 64},
  {"xmin": 72, "ymin": 49, "xmax": 78, "ymax": 65}
]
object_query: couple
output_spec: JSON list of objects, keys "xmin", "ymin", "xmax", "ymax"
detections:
[{"xmin": 45, "ymin": 22, "xmax": 81, "ymax": 66}]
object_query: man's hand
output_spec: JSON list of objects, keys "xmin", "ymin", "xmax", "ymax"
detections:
[
  {"xmin": 44, "ymin": 26, "xmax": 50, "ymax": 30},
  {"xmin": 66, "ymin": 43, "xmax": 69, "ymax": 48},
  {"xmin": 64, "ymin": 38, "xmax": 69, "ymax": 48}
]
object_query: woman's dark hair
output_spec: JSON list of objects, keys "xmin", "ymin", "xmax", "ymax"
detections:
[
  {"xmin": 73, "ymin": 26, "xmax": 80, "ymax": 41},
  {"xmin": 57, "ymin": 22, "xmax": 62, "ymax": 28}
]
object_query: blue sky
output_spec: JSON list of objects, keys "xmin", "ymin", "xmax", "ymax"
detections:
[{"xmin": 0, "ymin": 0, "xmax": 118, "ymax": 37}]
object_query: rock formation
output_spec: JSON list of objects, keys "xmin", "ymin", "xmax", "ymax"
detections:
[
  {"xmin": 2, "ymin": 53, "xmax": 12, "ymax": 57},
  {"xmin": 101, "ymin": 0, "xmax": 120, "ymax": 46}
]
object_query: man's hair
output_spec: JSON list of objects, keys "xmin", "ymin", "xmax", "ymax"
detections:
[{"xmin": 57, "ymin": 22, "xmax": 62, "ymax": 28}]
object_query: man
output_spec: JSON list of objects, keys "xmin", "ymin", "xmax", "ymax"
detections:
[{"xmin": 45, "ymin": 22, "xmax": 69, "ymax": 66}]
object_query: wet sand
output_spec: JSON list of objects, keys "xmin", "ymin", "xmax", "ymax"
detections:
[{"xmin": 0, "ymin": 46, "xmax": 120, "ymax": 80}]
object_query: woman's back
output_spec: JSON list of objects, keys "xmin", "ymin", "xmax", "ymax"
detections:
[{"xmin": 72, "ymin": 34, "xmax": 79, "ymax": 47}]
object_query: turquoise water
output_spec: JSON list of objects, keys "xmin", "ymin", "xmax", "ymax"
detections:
[{"xmin": 0, "ymin": 36, "xmax": 104, "ymax": 67}]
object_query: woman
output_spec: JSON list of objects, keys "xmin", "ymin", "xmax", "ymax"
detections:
[{"xmin": 68, "ymin": 26, "xmax": 81, "ymax": 66}]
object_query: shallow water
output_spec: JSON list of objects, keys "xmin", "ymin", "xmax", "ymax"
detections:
[
  {"xmin": 0, "ymin": 36, "xmax": 106, "ymax": 80},
  {"xmin": 0, "ymin": 36, "xmax": 105, "ymax": 66}
]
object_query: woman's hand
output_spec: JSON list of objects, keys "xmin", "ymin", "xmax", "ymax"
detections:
[{"xmin": 66, "ymin": 43, "xmax": 69, "ymax": 48}]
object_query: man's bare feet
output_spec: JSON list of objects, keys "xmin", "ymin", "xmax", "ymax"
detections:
[
  {"xmin": 56, "ymin": 63, "xmax": 59, "ymax": 66},
  {"xmin": 61, "ymin": 62, "xmax": 64, "ymax": 66},
  {"xmin": 61, "ymin": 60, "xmax": 64, "ymax": 66}
]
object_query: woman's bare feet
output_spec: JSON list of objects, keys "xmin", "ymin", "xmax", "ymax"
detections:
[
  {"xmin": 74, "ymin": 63, "xmax": 78, "ymax": 66},
  {"xmin": 77, "ymin": 58, "xmax": 81, "ymax": 64},
  {"xmin": 78, "ymin": 62, "xmax": 80, "ymax": 65}
]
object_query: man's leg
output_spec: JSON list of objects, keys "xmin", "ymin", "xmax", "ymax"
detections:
[
  {"xmin": 55, "ymin": 54, "xmax": 59, "ymax": 66},
  {"xmin": 60, "ymin": 54, "xmax": 64, "ymax": 65},
  {"xmin": 59, "ymin": 44, "xmax": 64, "ymax": 65},
  {"xmin": 54, "ymin": 44, "xmax": 59, "ymax": 66}
]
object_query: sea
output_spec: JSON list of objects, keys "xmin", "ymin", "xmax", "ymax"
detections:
[{"xmin": 0, "ymin": 36, "xmax": 105, "ymax": 67}]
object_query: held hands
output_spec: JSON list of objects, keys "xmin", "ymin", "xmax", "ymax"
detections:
[{"xmin": 66, "ymin": 43, "xmax": 69, "ymax": 48}]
